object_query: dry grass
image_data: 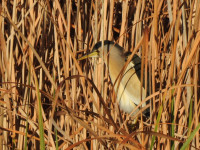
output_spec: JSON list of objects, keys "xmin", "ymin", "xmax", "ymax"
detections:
[{"xmin": 0, "ymin": 0, "xmax": 200, "ymax": 149}]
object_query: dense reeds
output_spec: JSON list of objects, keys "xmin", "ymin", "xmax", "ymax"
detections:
[{"xmin": 0, "ymin": 0, "xmax": 200, "ymax": 149}]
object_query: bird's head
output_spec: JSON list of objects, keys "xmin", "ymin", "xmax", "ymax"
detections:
[{"xmin": 78, "ymin": 40, "xmax": 121, "ymax": 61}]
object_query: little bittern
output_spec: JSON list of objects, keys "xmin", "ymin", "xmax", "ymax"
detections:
[{"xmin": 79, "ymin": 40, "xmax": 149, "ymax": 115}]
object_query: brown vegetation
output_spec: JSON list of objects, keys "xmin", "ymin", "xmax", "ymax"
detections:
[{"xmin": 0, "ymin": 0, "xmax": 200, "ymax": 149}]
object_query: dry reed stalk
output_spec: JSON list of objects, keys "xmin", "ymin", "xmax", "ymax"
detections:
[{"xmin": 0, "ymin": 0, "xmax": 200, "ymax": 149}]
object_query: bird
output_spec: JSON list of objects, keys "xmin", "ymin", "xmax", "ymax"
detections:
[{"xmin": 78, "ymin": 40, "xmax": 149, "ymax": 116}]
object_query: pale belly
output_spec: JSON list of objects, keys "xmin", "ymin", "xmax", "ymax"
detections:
[{"xmin": 110, "ymin": 62, "xmax": 147, "ymax": 114}]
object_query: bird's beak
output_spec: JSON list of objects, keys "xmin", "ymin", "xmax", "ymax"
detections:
[{"xmin": 78, "ymin": 50, "xmax": 99, "ymax": 61}]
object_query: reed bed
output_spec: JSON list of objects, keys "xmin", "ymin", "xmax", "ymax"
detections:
[{"xmin": 0, "ymin": 0, "xmax": 200, "ymax": 149}]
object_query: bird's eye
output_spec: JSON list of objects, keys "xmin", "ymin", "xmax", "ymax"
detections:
[{"xmin": 95, "ymin": 50, "xmax": 100, "ymax": 55}]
